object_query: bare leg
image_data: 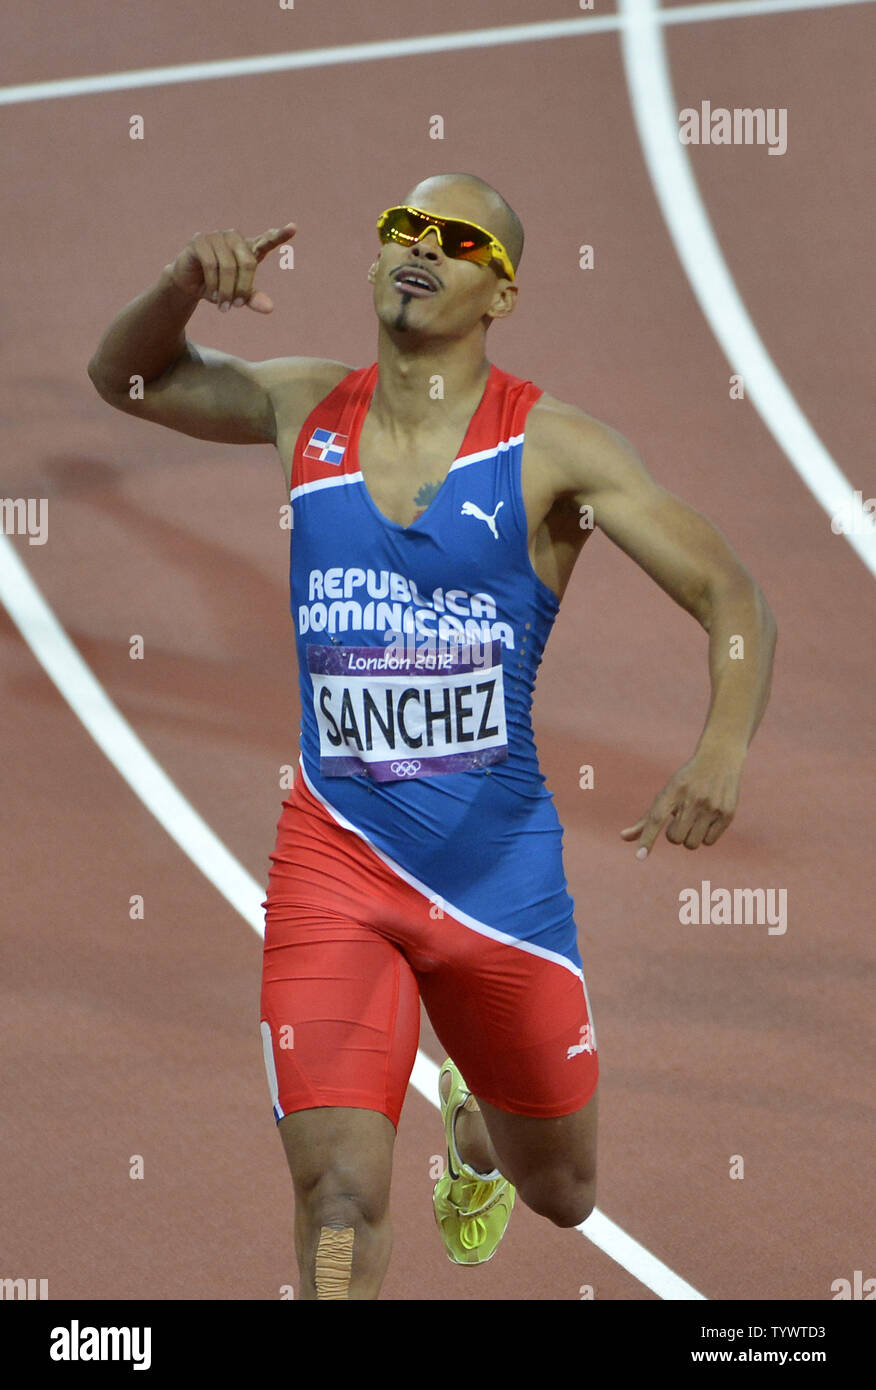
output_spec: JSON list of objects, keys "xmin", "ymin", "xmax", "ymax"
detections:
[
  {"xmin": 441, "ymin": 1069, "xmax": 598, "ymax": 1228},
  {"xmin": 278, "ymin": 1105, "xmax": 396, "ymax": 1300}
]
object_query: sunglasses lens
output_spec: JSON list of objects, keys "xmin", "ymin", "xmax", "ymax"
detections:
[
  {"xmin": 379, "ymin": 208, "xmax": 495, "ymax": 265},
  {"xmin": 447, "ymin": 231, "xmax": 493, "ymax": 265},
  {"xmin": 380, "ymin": 208, "xmax": 424, "ymax": 243}
]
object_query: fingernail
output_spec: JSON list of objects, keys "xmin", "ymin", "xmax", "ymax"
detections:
[
  {"xmin": 219, "ymin": 301, "xmax": 231, "ymax": 312},
  {"xmin": 211, "ymin": 291, "xmax": 219, "ymax": 302},
  {"xmin": 636, "ymin": 847, "xmax": 648, "ymax": 860},
  {"xmin": 233, "ymin": 297, "xmax": 245, "ymax": 307}
]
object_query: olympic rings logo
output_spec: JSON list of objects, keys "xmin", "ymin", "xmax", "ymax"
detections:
[{"xmin": 390, "ymin": 760, "xmax": 422, "ymax": 777}]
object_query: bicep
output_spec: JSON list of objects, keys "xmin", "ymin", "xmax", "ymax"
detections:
[
  {"xmin": 594, "ymin": 479, "xmax": 749, "ymax": 621},
  {"xmin": 97, "ymin": 343, "xmax": 277, "ymax": 445},
  {"xmin": 96, "ymin": 347, "xmax": 354, "ymax": 448},
  {"xmin": 567, "ymin": 419, "xmax": 750, "ymax": 621}
]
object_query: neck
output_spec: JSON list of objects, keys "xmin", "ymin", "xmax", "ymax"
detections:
[{"xmin": 371, "ymin": 324, "xmax": 491, "ymax": 435}]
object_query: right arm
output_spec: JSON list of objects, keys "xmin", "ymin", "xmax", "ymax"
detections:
[{"xmin": 87, "ymin": 224, "xmax": 352, "ymax": 448}]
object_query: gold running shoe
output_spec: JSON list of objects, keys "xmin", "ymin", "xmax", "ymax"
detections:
[{"xmin": 432, "ymin": 1058, "xmax": 516, "ymax": 1265}]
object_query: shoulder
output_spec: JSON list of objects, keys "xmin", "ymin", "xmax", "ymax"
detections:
[
  {"xmin": 527, "ymin": 390, "xmax": 652, "ymax": 501},
  {"xmin": 258, "ymin": 358, "xmax": 359, "ymax": 484},
  {"xmin": 256, "ymin": 357, "xmax": 357, "ymax": 434},
  {"xmin": 527, "ymin": 390, "xmax": 636, "ymax": 466}
]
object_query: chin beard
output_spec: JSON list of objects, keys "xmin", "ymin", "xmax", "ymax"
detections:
[{"xmin": 394, "ymin": 291, "xmax": 412, "ymax": 331}]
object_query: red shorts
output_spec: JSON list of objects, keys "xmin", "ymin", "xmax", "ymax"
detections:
[{"xmin": 259, "ymin": 773, "xmax": 598, "ymax": 1129}]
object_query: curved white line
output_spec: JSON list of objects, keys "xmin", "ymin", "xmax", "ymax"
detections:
[
  {"xmin": 0, "ymin": 532, "xmax": 706, "ymax": 1300},
  {"xmin": 0, "ymin": 535, "xmax": 266, "ymax": 930},
  {"xmin": 619, "ymin": 0, "xmax": 876, "ymax": 578}
]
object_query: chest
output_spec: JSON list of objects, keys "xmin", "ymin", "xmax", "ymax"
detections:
[
  {"xmin": 354, "ymin": 415, "xmax": 562, "ymax": 540},
  {"xmin": 356, "ymin": 415, "xmax": 476, "ymax": 529}
]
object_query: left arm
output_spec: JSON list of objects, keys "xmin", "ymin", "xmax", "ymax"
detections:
[{"xmin": 543, "ymin": 401, "xmax": 778, "ymax": 856}]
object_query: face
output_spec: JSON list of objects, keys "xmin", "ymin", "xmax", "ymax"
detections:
[{"xmin": 369, "ymin": 184, "xmax": 518, "ymax": 341}]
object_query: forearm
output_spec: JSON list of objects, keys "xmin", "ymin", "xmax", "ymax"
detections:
[
  {"xmin": 695, "ymin": 578, "xmax": 777, "ymax": 760},
  {"xmin": 87, "ymin": 267, "xmax": 199, "ymax": 394}
]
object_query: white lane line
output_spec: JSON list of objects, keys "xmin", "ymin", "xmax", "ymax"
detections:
[
  {"xmin": 0, "ymin": 17, "xmax": 622, "ymax": 105},
  {"xmin": 0, "ymin": 531, "xmax": 706, "ymax": 1300},
  {"xmin": 0, "ymin": 0, "xmax": 873, "ymax": 106},
  {"xmin": 662, "ymin": 0, "xmax": 876, "ymax": 21},
  {"xmin": 619, "ymin": 0, "xmax": 876, "ymax": 578}
]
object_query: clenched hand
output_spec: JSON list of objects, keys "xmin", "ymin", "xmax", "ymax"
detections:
[{"xmin": 164, "ymin": 223, "xmax": 297, "ymax": 314}]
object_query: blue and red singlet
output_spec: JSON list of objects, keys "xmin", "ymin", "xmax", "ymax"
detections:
[{"xmin": 260, "ymin": 362, "xmax": 598, "ymax": 1128}]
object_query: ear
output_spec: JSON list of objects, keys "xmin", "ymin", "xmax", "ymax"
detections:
[{"xmin": 486, "ymin": 281, "xmax": 518, "ymax": 321}]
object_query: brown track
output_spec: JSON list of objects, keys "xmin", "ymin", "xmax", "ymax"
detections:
[{"xmin": 1, "ymin": 0, "xmax": 873, "ymax": 1301}]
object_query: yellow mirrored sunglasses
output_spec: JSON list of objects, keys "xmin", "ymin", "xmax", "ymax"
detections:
[{"xmin": 377, "ymin": 205, "xmax": 515, "ymax": 281}]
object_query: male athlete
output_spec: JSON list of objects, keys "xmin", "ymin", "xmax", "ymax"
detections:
[{"xmin": 88, "ymin": 173, "xmax": 776, "ymax": 1300}]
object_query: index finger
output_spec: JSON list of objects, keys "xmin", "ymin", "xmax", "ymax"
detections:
[
  {"xmin": 633, "ymin": 796, "xmax": 678, "ymax": 859},
  {"xmin": 250, "ymin": 222, "xmax": 297, "ymax": 258}
]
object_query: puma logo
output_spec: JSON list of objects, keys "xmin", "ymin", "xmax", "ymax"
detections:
[
  {"xmin": 566, "ymin": 1024, "xmax": 595, "ymax": 1059},
  {"xmin": 461, "ymin": 499, "xmax": 504, "ymax": 540}
]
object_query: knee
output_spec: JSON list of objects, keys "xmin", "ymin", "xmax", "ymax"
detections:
[
  {"xmin": 519, "ymin": 1173, "xmax": 596, "ymax": 1229},
  {"xmin": 297, "ymin": 1169, "xmax": 389, "ymax": 1231}
]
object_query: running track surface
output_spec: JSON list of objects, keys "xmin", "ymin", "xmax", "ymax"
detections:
[{"xmin": 1, "ymin": 0, "xmax": 874, "ymax": 1301}]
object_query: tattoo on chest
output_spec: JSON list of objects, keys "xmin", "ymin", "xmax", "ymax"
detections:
[{"xmin": 412, "ymin": 480, "xmax": 442, "ymax": 519}]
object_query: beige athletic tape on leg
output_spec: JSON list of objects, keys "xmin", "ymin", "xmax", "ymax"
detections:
[{"xmin": 314, "ymin": 1226, "xmax": 355, "ymax": 1300}]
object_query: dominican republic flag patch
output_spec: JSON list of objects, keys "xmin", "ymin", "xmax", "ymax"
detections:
[{"xmin": 304, "ymin": 428, "xmax": 348, "ymax": 466}]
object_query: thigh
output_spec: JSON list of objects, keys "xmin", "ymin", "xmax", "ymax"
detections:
[
  {"xmin": 477, "ymin": 1086, "xmax": 598, "ymax": 1193},
  {"xmin": 418, "ymin": 926, "xmax": 599, "ymax": 1122},
  {"xmin": 260, "ymin": 780, "xmax": 422, "ymax": 1130},
  {"xmin": 260, "ymin": 914, "xmax": 421, "ymax": 1130}
]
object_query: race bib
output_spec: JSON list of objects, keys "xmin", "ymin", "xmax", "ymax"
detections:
[{"xmin": 308, "ymin": 641, "xmax": 508, "ymax": 781}]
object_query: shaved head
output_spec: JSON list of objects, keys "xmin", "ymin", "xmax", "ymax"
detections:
[{"xmin": 402, "ymin": 173, "xmax": 525, "ymax": 274}]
